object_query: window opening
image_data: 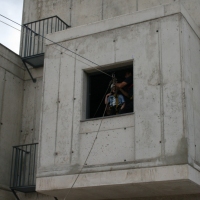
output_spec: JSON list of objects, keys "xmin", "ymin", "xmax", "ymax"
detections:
[{"xmin": 86, "ymin": 64, "xmax": 133, "ymax": 119}]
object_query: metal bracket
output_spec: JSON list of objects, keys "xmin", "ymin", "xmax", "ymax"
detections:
[
  {"xmin": 22, "ymin": 60, "xmax": 37, "ymax": 83},
  {"xmin": 11, "ymin": 189, "xmax": 20, "ymax": 200}
]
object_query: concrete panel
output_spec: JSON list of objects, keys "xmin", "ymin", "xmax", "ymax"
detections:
[
  {"xmin": 0, "ymin": 55, "xmax": 24, "ymax": 80},
  {"xmin": 80, "ymin": 127, "xmax": 134, "ymax": 165},
  {"xmin": 70, "ymin": 31, "xmax": 115, "ymax": 166},
  {"xmin": 22, "ymin": 0, "xmax": 38, "ymax": 24},
  {"xmin": 80, "ymin": 114, "xmax": 134, "ymax": 134},
  {"xmin": 39, "ymin": 46, "xmax": 60, "ymax": 168},
  {"xmin": 181, "ymin": 0, "xmax": 200, "ymax": 27},
  {"xmin": 103, "ymin": 0, "xmax": 137, "ymax": 19},
  {"xmin": 0, "ymin": 72, "xmax": 23, "ymax": 186},
  {"xmin": 36, "ymin": 165, "xmax": 200, "ymax": 199},
  {"xmin": 71, "ymin": 0, "xmax": 102, "ymax": 27},
  {"xmin": 54, "ymin": 41, "xmax": 76, "ymax": 166},
  {"xmin": 181, "ymin": 18, "xmax": 195, "ymax": 163},
  {"xmin": 0, "ymin": 68, "xmax": 5, "ymax": 120},
  {"xmin": 115, "ymin": 25, "xmax": 136, "ymax": 62},
  {"xmin": 0, "ymin": 44, "xmax": 24, "ymax": 69},
  {"xmin": 187, "ymin": 22, "xmax": 200, "ymax": 165},
  {"xmin": 0, "ymin": 190, "xmax": 15, "ymax": 200},
  {"xmin": 34, "ymin": 77, "xmax": 43, "ymax": 142},
  {"xmin": 132, "ymin": 20, "xmax": 161, "ymax": 160},
  {"xmin": 138, "ymin": 0, "xmax": 178, "ymax": 11},
  {"xmin": 38, "ymin": 0, "xmax": 71, "ymax": 25},
  {"xmin": 160, "ymin": 15, "xmax": 184, "ymax": 157},
  {"xmin": 21, "ymin": 77, "xmax": 43, "ymax": 145},
  {"xmin": 21, "ymin": 80, "xmax": 36, "ymax": 144},
  {"xmin": 194, "ymin": 110, "xmax": 200, "ymax": 164},
  {"xmin": 47, "ymin": 5, "xmax": 166, "ymax": 45},
  {"xmin": 76, "ymin": 30, "xmax": 115, "ymax": 68}
]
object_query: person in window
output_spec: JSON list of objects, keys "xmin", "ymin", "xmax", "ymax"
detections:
[
  {"xmin": 105, "ymin": 84, "xmax": 125, "ymax": 116},
  {"xmin": 115, "ymin": 70, "xmax": 133, "ymax": 113}
]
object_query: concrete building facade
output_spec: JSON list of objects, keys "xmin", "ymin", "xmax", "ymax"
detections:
[{"xmin": 1, "ymin": 0, "xmax": 200, "ymax": 199}]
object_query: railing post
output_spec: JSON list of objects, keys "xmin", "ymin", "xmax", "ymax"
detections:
[{"xmin": 10, "ymin": 143, "xmax": 38, "ymax": 193}]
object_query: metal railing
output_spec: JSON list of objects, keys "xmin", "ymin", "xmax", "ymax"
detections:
[
  {"xmin": 20, "ymin": 16, "xmax": 70, "ymax": 58},
  {"xmin": 10, "ymin": 143, "xmax": 38, "ymax": 193}
]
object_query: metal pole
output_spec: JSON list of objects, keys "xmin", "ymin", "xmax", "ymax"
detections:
[
  {"xmin": 42, "ymin": 20, "xmax": 44, "ymax": 52},
  {"xmin": 22, "ymin": 60, "xmax": 37, "ymax": 83},
  {"xmin": 10, "ymin": 189, "xmax": 20, "ymax": 200},
  {"xmin": 37, "ymin": 21, "xmax": 40, "ymax": 54},
  {"xmin": 29, "ymin": 24, "xmax": 33, "ymax": 56},
  {"xmin": 10, "ymin": 147, "xmax": 14, "ymax": 187},
  {"xmin": 32, "ymin": 144, "xmax": 36, "ymax": 185}
]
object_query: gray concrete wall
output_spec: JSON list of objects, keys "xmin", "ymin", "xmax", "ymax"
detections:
[
  {"xmin": 22, "ymin": 0, "xmax": 200, "ymax": 28},
  {"xmin": 20, "ymin": 70, "xmax": 43, "ymax": 145},
  {"xmin": 0, "ymin": 44, "xmax": 24, "ymax": 199},
  {"xmin": 37, "ymin": 13, "xmax": 187, "ymax": 178},
  {"xmin": 181, "ymin": 16, "xmax": 200, "ymax": 171}
]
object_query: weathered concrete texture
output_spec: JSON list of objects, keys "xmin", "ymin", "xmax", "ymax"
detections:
[
  {"xmin": 0, "ymin": 45, "xmax": 24, "ymax": 193},
  {"xmin": 38, "ymin": 42, "xmax": 76, "ymax": 174},
  {"xmin": 37, "ymin": 0, "xmax": 71, "ymax": 25},
  {"xmin": 0, "ymin": 72, "xmax": 24, "ymax": 186},
  {"xmin": 0, "ymin": 189, "xmax": 15, "ymax": 200},
  {"xmin": 22, "ymin": 0, "xmax": 71, "ymax": 24},
  {"xmin": 39, "ymin": 12, "xmax": 190, "ymax": 178},
  {"xmin": 0, "ymin": 44, "xmax": 24, "ymax": 79},
  {"xmin": 181, "ymin": 15, "xmax": 200, "ymax": 169},
  {"xmin": 103, "ymin": 0, "xmax": 137, "ymax": 19},
  {"xmin": 36, "ymin": 3, "xmax": 200, "ymax": 197},
  {"xmin": 71, "ymin": 0, "xmax": 102, "ymax": 27},
  {"xmin": 160, "ymin": 14, "xmax": 184, "ymax": 157},
  {"xmin": 181, "ymin": 0, "xmax": 200, "ymax": 27},
  {"xmin": 20, "ymin": 77, "xmax": 43, "ymax": 144},
  {"xmin": 47, "ymin": 2, "xmax": 200, "ymax": 45},
  {"xmin": 22, "ymin": 0, "xmax": 200, "ymax": 29},
  {"xmin": 36, "ymin": 165, "xmax": 200, "ymax": 199},
  {"xmin": 22, "ymin": 0, "xmax": 38, "ymax": 24},
  {"xmin": 138, "ymin": 0, "xmax": 178, "ymax": 11}
]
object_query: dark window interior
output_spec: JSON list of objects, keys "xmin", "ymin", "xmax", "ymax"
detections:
[{"xmin": 86, "ymin": 64, "xmax": 133, "ymax": 119}]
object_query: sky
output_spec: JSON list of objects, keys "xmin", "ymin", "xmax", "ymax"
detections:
[{"xmin": 0, "ymin": 0, "xmax": 23, "ymax": 54}]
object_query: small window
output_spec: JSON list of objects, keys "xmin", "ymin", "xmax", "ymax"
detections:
[{"xmin": 85, "ymin": 63, "xmax": 133, "ymax": 119}]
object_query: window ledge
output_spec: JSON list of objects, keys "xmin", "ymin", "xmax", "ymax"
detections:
[{"xmin": 80, "ymin": 112, "xmax": 134, "ymax": 122}]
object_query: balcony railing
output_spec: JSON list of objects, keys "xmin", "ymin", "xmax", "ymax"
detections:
[
  {"xmin": 10, "ymin": 143, "xmax": 38, "ymax": 193},
  {"xmin": 20, "ymin": 16, "xmax": 70, "ymax": 68}
]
